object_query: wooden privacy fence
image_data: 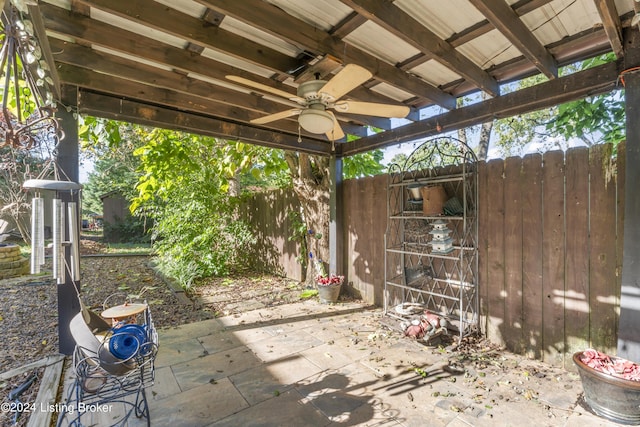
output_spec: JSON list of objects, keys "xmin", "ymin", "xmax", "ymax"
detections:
[
  {"xmin": 240, "ymin": 189, "xmax": 303, "ymax": 281},
  {"xmin": 242, "ymin": 143, "xmax": 624, "ymax": 369},
  {"xmin": 478, "ymin": 143, "xmax": 624, "ymax": 369}
]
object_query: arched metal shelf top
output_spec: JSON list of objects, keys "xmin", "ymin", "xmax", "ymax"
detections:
[{"xmin": 388, "ymin": 137, "xmax": 477, "ymax": 180}]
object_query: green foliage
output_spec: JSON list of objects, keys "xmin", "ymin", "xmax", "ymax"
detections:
[
  {"xmin": 300, "ymin": 289, "xmax": 318, "ymax": 299},
  {"xmin": 343, "ymin": 150, "xmax": 385, "ymax": 178},
  {"xmin": 131, "ymin": 129, "xmax": 261, "ymax": 289},
  {"xmin": 81, "ymin": 123, "xmax": 144, "ymax": 216},
  {"xmin": 151, "ymin": 192, "xmax": 255, "ymax": 289},
  {"xmin": 490, "ymin": 54, "xmax": 624, "ymax": 156},
  {"xmin": 492, "ymin": 74, "xmax": 552, "ymax": 157},
  {"xmin": 387, "ymin": 153, "xmax": 408, "ymax": 169},
  {"xmin": 103, "ymin": 215, "xmax": 150, "ymax": 244},
  {"xmin": 547, "ymin": 54, "xmax": 624, "ymax": 146}
]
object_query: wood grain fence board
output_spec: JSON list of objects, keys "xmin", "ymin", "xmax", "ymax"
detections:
[
  {"xmin": 359, "ymin": 176, "xmax": 375, "ymax": 302},
  {"xmin": 616, "ymin": 141, "xmax": 625, "ymax": 347},
  {"xmin": 372, "ymin": 174, "xmax": 389, "ymax": 305},
  {"xmin": 589, "ymin": 143, "xmax": 618, "ymax": 354},
  {"xmin": 477, "ymin": 161, "xmax": 489, "ymax": 336},
  {"xmin": 485, "ymin": 158, "xmax": 506, "ymax": 346},
  {"xmin": 503, "ymin": 156, "xmax": 525, "ymax": 354},
  {"xmin": 541, "ymin": 150, "xmax": 566, "ymax": 367},
  {"xmin": 521, "ymin": 153, "xmax": 544, "ymax": 359},
  {"xmin": 343, "ymin": 178, "xmax": 359, "ymax": 297},
  {"xmin": 564, "ymin": 147, "xmax": 591, "ymax": 366}
]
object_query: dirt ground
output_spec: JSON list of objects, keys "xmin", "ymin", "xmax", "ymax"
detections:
[{"xmin": 0, "ymin": 240, "xmax": 317, "ymax": 426}]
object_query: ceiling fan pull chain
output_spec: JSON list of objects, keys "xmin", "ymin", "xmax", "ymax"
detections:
[{"xmin": 297, "ymin": 124, "xmax": 302, "ymax": 143}]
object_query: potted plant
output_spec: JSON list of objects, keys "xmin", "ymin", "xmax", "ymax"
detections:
[
  {"xmin": 573, "ymin": 348, "xmax": 640, "ymax": 424},
  {"xmin": 313, "ymin": 258, "xmax": 344, "ymax": 304}
]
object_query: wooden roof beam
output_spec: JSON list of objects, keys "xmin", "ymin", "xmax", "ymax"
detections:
[
  {"xmin": 345, "ymin": 57, "xmax": 624, "ymax": 156},
  {"xmin": 340, "ymin": 0, "xmax": 500, "ymax": 97},
  {"xmin": 78, "ymin": 0, "xmax": 302, "ymax": 74},
  {"xmin": 468, "ymin": 0, "xmax": 558, "ymax": 79},
  {"xmin": 195, "ymin": 0, "xmax": 456, "ymax": 109},
  {"xmin": 593, "ymin": 0, "xmax": 624, "ymax": 59},
  {"xmin": 78, "ymin": 91, "xmax": 330, "ymax": 155}
]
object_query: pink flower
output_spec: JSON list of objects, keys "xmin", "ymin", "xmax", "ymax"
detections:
[
  {"xmin": 580, "ymin": 348, "xmax": 640, "ymax": 381},
  {"xmin": 316, "ymin": 274, "xmax": 344, "ymax": 286}
]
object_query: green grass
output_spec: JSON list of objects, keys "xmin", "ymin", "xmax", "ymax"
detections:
[
  {"xmin": 103, "ymin": 243, "xmax": 153, "ymax": 255},
  {"xmin": 300, "ymin": 289, "xmax": 318, "ymax": 299}
]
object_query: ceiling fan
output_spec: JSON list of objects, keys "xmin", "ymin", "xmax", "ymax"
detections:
[{"xmin": 227, "ymin": 64, "xmax": 410, "ymax": 140}]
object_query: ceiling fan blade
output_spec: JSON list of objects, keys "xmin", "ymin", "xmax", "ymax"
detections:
[
  {"xmin": 325, "ymin": 111, "xmax": 345, "ymax": 140},
  {"xmin": 250, "ymin": 109, "xmax": 301, "ymax": 125},
  {"xmin": 332, "ymin": 101, "xmax": 410, "ymax": 118},
  {"xmin": 319, "ymin": 64, "xmax": 373, "ymax": 101},
  {"xmin": 226, "ymin": 75, "xmax": 303, "ymax": 102}
]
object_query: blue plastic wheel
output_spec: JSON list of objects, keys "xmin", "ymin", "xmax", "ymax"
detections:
[{"xmin": 109, "ymin": 324, "xmax": 147, "ymax": 360}]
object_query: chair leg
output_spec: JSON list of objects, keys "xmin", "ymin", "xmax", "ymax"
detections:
[{"xmin": 134, "ymin": 387, "xmax": 150, "ymax": 426}]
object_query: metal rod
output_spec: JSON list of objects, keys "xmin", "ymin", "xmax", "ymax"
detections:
[{"xmin": 67, "ymin": 201, "xmax": 80, "ymax": 281}]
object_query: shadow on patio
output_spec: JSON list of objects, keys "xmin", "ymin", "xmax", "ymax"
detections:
[{"xmin": 60, "ymin": 300, "xmax": 626, "ymax": 427}]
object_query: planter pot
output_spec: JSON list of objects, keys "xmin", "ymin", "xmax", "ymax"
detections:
[
  {"xmin": 317, "ymin": 283, "xmax": 341, "ymax": 304},
  {"xmin": 573, "ymin": 351, "xmax": 640, "ymax": 425},
  {"xmin": 420, "ymin": 185, "xmax": 447, "ymax": 216},
  {"xmin": 407, "ymin": 183, "xmax": 423, "ymax": 200}
]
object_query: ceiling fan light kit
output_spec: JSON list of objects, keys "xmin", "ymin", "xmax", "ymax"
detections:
[
  {"xmin": 299, "ymin": 106, "xmax": 335, "ymax": 134},
  {"xmin": 230, "ymin": 64, "xmax": 409, "ymax": 141}
]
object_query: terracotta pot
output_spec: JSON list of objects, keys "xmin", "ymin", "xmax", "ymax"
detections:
[
  {"xmin": 420, "ymin": 185, "xmax": 447, "ymax": 216},
  {"xmin": 573, "ymin": 351, "xmax": 640, "ymax": 425}
]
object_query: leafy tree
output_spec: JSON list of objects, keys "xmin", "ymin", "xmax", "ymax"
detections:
[
  {"xmin": 489, "ymin": 54, "xmax": 623, "ymax": 157},
  {"xmin": 547, "ymin": 55, "xmax": 624, "ymax": 146},
  {"xmin": 131, "ymin": 129, "xmax": 268, "ymax": 288},
  {"xmin": 81, "ymin": 123, "xmax": 143, "ymax": 216},
  {"xmin": 387, "ymin": 152, "xmax": 408, "ymax": 169},
  {"xmin": 0, "ymin": 146, "xmax": 48, "ymax": 242}
]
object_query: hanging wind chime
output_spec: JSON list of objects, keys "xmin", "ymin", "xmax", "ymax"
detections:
[{"xmin": 25, "ymin": 179, "xmax": 81, "ymax": 283}]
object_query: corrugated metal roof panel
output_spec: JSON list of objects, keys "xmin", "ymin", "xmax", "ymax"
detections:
[
  {"xmin": 457, "ymin": 30, "xmax": 520, "ymax": 70},
  {"xmin": 523, "ymin": 0, "xmax": 602, "ymax": 46},
  {"xmin": 200, "ymin": 48, "xmax": 275, "ymax": 77},
  {"xmin": 394, "ymin": 0, "xmax": 486, "ymax": 40},
  {"xmin": 409, "ymin": 60, "xmax": 463, "ymax": 87},
  {"xmin": 90, "ymin": 8, "xmax": 187, "ymax": 49},
  {"xmin": 220, "ymin": 16, "xmax": 302, "ymax": 58},
  {"xmin": 155, "ymin": 0, "xmax": 206, "ymax": 18},
  {"xmin": 266, "ymin": 0, "xmax": 353, "ymax": 31},
  {"xmin": 92, "ymin": 45, "xmax": 174, "ymax": 72},
  {"xmin": 369, "ymin": 82, "xmax": 415, "ymax": 103},
  {"xmin": 343, "ymin": 21, "xmax": 421, "ymax": 66}
]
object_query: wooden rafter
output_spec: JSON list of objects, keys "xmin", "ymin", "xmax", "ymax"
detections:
[
  {"xmin": 78, "ymin": 91, "xmax": 331, "ymax": 155},
  {"xmin": 468, "ymin": 0, "xmax": 558, "ymax": 79},
  {"xmin": 344, "ymin": 58, "xmax": 624, "ymax": 156},
  {"xmin": 339, "ymin": 0, "xmax": 500, "ymax": 97},
  {"xmin": 195, "ymin": 0, "xmax": 456, "ymax": 109},
  {"xmin": 593, "ymin": 0, "xmax": 624, "ymax": 59}
]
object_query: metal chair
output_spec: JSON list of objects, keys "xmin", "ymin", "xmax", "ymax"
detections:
[{"xmin": 56, "ymin": 302, "xmax": 158, "ymax": 427}]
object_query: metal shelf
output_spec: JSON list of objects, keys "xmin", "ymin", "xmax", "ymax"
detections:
[{"xmin": 384, "ymin": 137, "xmax": 479, "ymax": 340}]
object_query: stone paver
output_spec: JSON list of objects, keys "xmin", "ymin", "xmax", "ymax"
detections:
[{"xmin": 57, "ymin": 301, "xmax": 631, "ymax": 426}]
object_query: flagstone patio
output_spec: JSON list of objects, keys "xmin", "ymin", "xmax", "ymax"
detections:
[{"xmin": 59, "ymin": 301, "xmax": 627, "ymax": 426}]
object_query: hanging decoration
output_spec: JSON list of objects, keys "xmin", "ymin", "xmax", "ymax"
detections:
[
  {"xmin": 0, "ymin": 1, "xmax": 62, "ymax": 149},
  {"xmin": 23, "ymin": 178, "xmax": 82, "ymax": 285}
]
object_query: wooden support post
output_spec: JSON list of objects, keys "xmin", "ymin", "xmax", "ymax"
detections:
[
  {"xmin": 618, "ymin": 69, "xmax": 640, "ymax": 362},
  {"xmin": 329, "ymin": 156, "xmax": 343, "ymax": 277},
  {"xmin": 55, "ymin": 85, "xmax": 81, "ymax": 355}
]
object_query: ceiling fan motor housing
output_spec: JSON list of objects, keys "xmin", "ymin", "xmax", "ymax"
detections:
[{"xmin": 297, "ymin": 80, "xmax": 328, "ymax": 101}]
